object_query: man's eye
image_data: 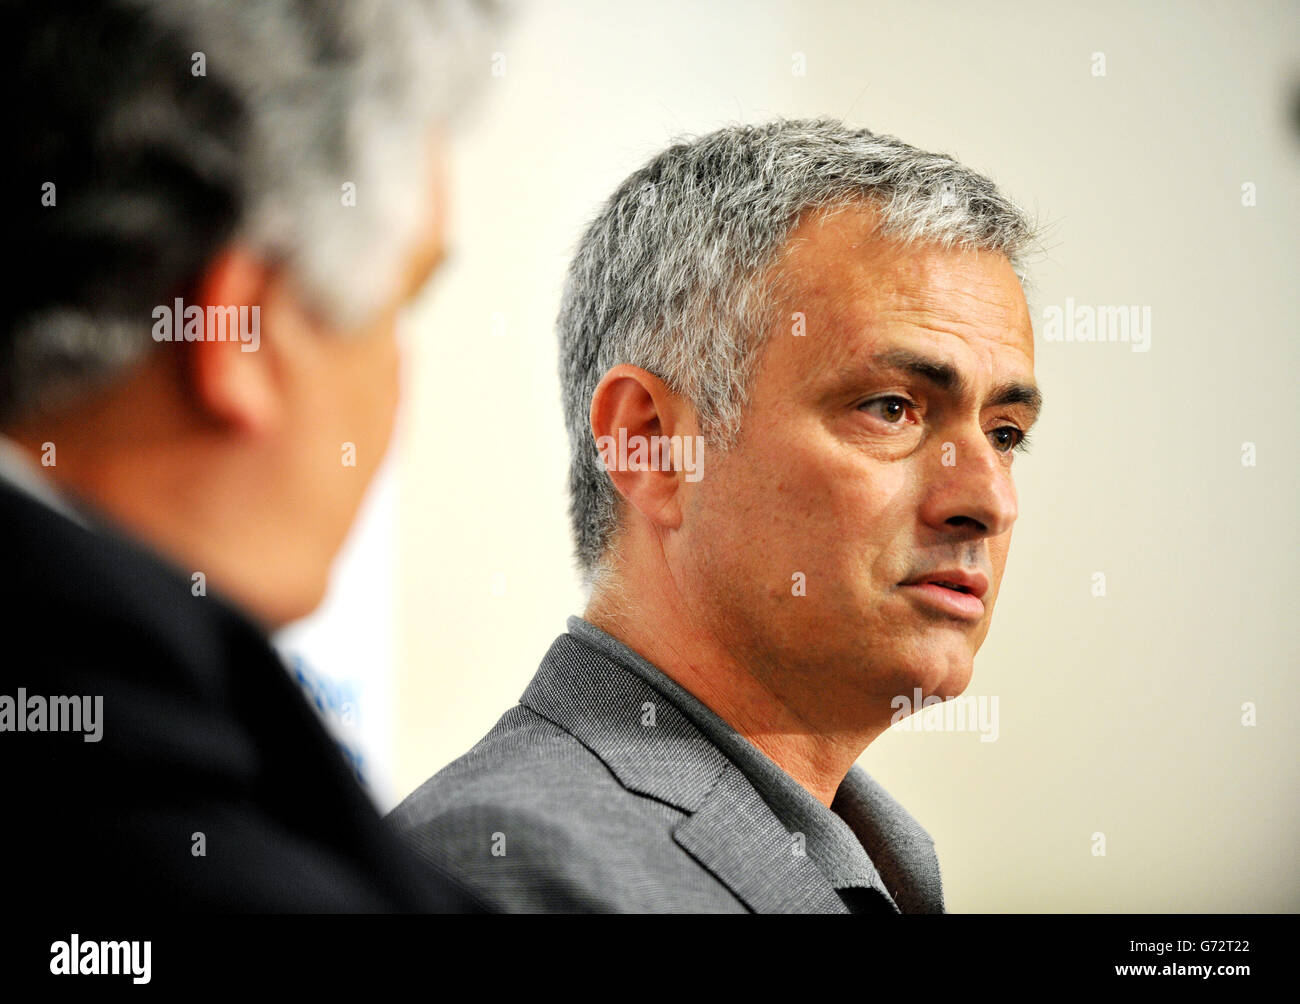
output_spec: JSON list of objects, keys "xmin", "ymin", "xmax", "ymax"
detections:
[
  {"xmin": 859, "ymin": 395, "xmax": 914, "ymax": 424},
  {"xmin": 990, "ymin": 426, "xmax": 1030, "ymax": 454}
]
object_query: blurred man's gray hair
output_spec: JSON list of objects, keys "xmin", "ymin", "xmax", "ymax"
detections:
[
  {"xmin": 558, "ymin": 119, "xmax": 1039, "ymax": 584},
  {"xmin": 5, "ymin": 0, "xmax": 499, "ymax": 419}
]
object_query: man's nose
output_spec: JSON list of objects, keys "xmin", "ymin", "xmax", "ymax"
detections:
[{"xmin": 918, "ymin": 432, "xmax": 1019, "ymax": 539}]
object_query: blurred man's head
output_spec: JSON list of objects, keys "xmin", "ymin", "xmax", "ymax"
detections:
[
  {"xmin": 4, "ymin": 0, "xmax": 497, "ymax": 626},
  {"xmin": 560, "ymin": 120, "xmax": 1041, "ymax": 731}
]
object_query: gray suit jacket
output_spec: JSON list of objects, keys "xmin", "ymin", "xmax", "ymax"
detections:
[{"xmin": 390, "ymin": 632, "xmax": 945, "ymax": 913}]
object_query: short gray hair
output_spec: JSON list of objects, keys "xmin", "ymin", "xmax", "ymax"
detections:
[
  {"xmin": 4, "ymin": 0, "xmax": 499, "ymax": 420},
  {"xmin": 557, "ymin": 119, "xmax": 1038, "ymax": 582}
]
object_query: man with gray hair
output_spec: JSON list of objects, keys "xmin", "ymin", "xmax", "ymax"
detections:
[
  {"xmin": 393, "ymin": 119, "xmax": 1043, "ymax": 913},
  {"xmin": 1, "ymin": 0, "xmax": 497, "ymax": 910}
]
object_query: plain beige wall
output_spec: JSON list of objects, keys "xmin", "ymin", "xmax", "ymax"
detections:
[{"xmin": 388, "ymin": 0, "xmax": 1300, "ymax": 910}]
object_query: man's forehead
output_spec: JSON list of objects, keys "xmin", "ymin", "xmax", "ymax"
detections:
[{"xmin": 773, "ymin": 206, "xmax": 1035, "ymax": 389}]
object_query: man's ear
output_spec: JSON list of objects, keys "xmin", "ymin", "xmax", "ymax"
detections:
[
  {"xmin": 187, "ymin": 246, "xmax": 281, "ymax": 436},
  {"xmin": 589, "ymin": 364, "xmax": 696, "ymax": 533}
]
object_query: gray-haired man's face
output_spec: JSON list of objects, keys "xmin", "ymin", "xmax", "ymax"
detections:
[
  {"xmin": 675, "ymin": 203, "xmax": 1039, "ymax": 715},
  {"xmin": 230, "ymin": 139, "xmax": 451, "ymax": 624}
]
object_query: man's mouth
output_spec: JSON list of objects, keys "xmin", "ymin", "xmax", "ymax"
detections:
[
  {"xmin": 898, "ymin": 570, "xmax": 989, "ymax": 621},
  {"xmin": 900, "ymin": 582, "xmax": 985, "ymax": 620}
]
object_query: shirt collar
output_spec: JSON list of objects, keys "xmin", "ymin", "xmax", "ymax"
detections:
[
  {"xmin": 0, "ymin": 435, "xmax": 88, "ymax": 528},
  {"xmin": 565, "ymin": 615, "xmax": 893, "ymax": 898}
]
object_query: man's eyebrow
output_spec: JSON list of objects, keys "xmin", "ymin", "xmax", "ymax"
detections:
[
  {"xmin": 873, "ymin": 349, "xmax": 967, "ymax": 395},
  {"xmin": 870, "ymin": 348, "xmax": 1043, "ymax": 423},
  {"xmin": 987, "ymin": 381, "xmax": 1043, "ymax": 423}
]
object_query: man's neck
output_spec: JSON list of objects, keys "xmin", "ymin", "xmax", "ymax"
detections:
[
  {"xmin": 585, "ymin": 578, "xmax": 884, "ymax": 807},
  {"xmin": 3, "ymin": 410, "xmax": 304, "ymax": 630}
]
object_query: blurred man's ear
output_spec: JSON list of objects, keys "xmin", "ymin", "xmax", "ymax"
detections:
[
  {"xmin": 589, "ymin": 364, "xmax": 692, "ymax": 533},
  {"xmin": 188, "ymin": 247, "xmax": 282, "ymax": 437}
]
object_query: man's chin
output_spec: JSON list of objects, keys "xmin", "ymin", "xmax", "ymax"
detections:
[{"xmin": 881, "ymin": 642, "xmax": 975, "ymax": 703}]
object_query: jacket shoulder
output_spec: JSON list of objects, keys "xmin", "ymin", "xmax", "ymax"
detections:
[
  {"xmin": 389, "ymin": 705, "xmax": 736, "ymax": 912},
  {"xmin": 393, "ymin": 705, "xmax": 625, "ymax": 816}
]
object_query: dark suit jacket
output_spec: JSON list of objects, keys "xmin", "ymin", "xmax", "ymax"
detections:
[
  {"xmin": 0, "ymin": 479, "xmax": 477, "ymax": 912},
  {"xmin": 390, "ymin": 632, "xmax": 945, "ymax": 913}
]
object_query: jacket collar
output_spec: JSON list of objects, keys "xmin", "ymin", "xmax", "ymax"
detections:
[
  {"xmin": 834, "ymin": 767, "xmax": 945, "ymax": 913},
  {"xmin": 521, "ymin": 633, "xmax": 847, "ymax": 913}
]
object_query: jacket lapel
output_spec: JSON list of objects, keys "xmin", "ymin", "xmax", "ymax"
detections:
[
  {"xmin": 522, "ymin": 634, "xmax": 846, "ymax": 913},
  {"xmin": 673, "ymin": 763, "xmax": 847, "ymax": 914}
]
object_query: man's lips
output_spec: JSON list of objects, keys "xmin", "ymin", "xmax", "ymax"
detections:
[{"xmin": 898, "ymin": 569, "xmax": 989, "ymax": 621}]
